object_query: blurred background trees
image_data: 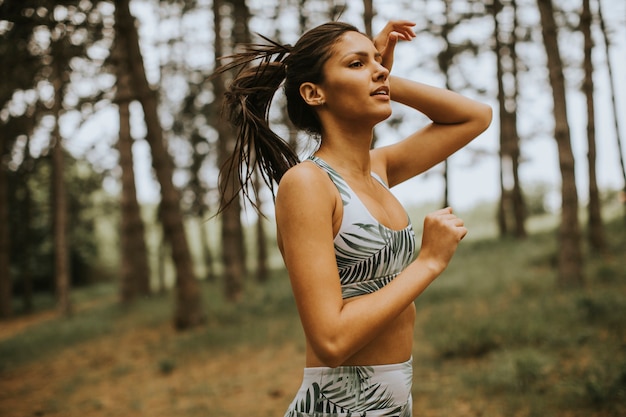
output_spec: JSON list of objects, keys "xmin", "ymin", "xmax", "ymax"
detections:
[{"xmin": 0, "ymin": 0, "xmax": 624, "ymax": 327}]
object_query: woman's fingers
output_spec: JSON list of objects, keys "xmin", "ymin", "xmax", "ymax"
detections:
[
  {"xmin": 373, "ymin": 21, "xmax": 416, "ymax": 71},
  {"xmin": 380, "ymin": 32, "xmax": 399, "ymax": 70}
]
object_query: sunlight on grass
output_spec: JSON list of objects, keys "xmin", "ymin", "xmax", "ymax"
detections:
[{"xmin": 1, "ymin": 207, "xmax": 625, "ymax": 417}]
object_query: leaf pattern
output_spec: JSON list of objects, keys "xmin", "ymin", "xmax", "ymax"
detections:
[
  {"xmin": 284, "ymin": 157, "xmax": 415, "ymax": 416},
  {"xmin": 308, "ymin": 156, "xmax": 416, "ymax": 299},
  {"xmin": 285, "ymin": 362, "xmax": 413, "ymax": 416}
]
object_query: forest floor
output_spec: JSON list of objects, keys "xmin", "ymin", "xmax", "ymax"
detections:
[
  {"xmin": 0, "ymin": 294, "xmax": 516, "ymax": 417},
  {"xmin": 0, "ymin": 307, "xmax": 304, "ymax": 417},
  {"xmin": 1, "ymin": 211, "xmax": 626, "ymax": 417}
]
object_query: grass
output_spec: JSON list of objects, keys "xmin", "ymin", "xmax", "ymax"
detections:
[{"xmin": 1, "ymin": 207, "xmax": 625, "ymax": 417}]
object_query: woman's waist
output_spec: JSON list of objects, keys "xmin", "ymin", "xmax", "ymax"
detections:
[
  {"xmin": 306, "ymin": 303, "xmax": 415, "ymax": 368},
  {"xmin": 296, "ymin": 356, "xmax": 413, "ymax": 412},
  {"xmin": 303, "ymin": 355, "xmax": 413, "ymax": 375}
]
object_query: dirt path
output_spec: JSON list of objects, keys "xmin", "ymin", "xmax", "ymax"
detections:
[
  {"xmin": 0, "ymin": 317, "xmax": 304, "ymax": 417},
  {"xmin": 0, "ymin": 297, "xmax": 117, "ymax": 343}
]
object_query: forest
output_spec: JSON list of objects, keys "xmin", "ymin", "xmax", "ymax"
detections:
[{"xmin": 1, "ymin": 0, "xmax": 625, "ymax": 416}]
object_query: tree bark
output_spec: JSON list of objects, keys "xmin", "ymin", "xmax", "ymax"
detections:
[
  {"xmin": 537, "ymin": 0, "xmax": 584, "ymax": 287},
  {"xmin": 20, "ymin": 170, "xmax": 33, "ymax": 313},
  {"xmin": 508, "ymin": 0, "xmax": 526, "ymax": 238},
  {"xmin": 494, "ymin": 0, "xmax": 511, "ymax": 237},
  {"xmin": 439, "ymin": 0, "xmax": 453, "ymax": 209},
  {"xmin": 493, "ymin": 0, "xmax": 526, "ymax": 238},
  {"xmin": 582, "ymin": 0, "xmax": 605, "ymax": 251},
  {"xmin": 596, "ymin": 0, "xmax": 626, "ymax": 220},
  {"xmin": 362, "ymin": 0, "xmax": 373, "ymax": 38},
  {"xmin": 254, "ymin": 170, "xmax": 268, "ymax": 283},
  {"xmin": 113, "ymin": 32, "xmax": 152, "ymax": 303},
  {"xmin": 51, "ymin": 55, "xmax": 72, "ymax": 316},
  {"xmin": 198, "ymin": 213, "xmax": 216, "ymax": 281},
  {"xmin": 215, "ymin": 0, "xmax": 246, "ymax": 302},
  {"xmin": 0, "ymin": 138, "xmax": 11, "ymax": 319},
  {"xmin": 115, "ymin": 0, "xmax": 203, "ymax": 328}
]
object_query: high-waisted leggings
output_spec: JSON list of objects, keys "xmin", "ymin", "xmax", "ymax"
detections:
[{"xmin": 284, "ymin": 357, "xmax": 413, "ymax": 417}]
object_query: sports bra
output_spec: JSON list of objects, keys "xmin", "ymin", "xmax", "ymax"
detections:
[{"xmin": 308, "ymin": 156, "xmax": 416, "ymax": 299}]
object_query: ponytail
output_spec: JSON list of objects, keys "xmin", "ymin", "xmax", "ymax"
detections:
[
  {"xmin": 213, "ymin": 22, "xmax": 360, "ymax": 212},
  {"xmin": 215, "ymin": 38, "xmax": 300, "ymax": 211}
]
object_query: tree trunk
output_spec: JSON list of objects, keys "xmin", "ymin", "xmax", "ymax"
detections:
[
  {"xmin": 0, "ymin": 138, "xmax": 11, "ymax": 319},
  {"xmin": 20, "ymin": 173, "xmax": 33, "ymax": 313},
  {"xmin": 439, "ymin": 0, "xmax": 453, "ymax": 209},
  {"xmin": 363, "ymin": 0, "xmax": 379, "ymax": 149},
  {"xmin": 254, "ymin": 170, "xmax": 269, "ymax": 283},
  {"xmin": 51, "ymin": 60, "xmax": 72, "ymax": 316},
  {"xmin": 596, "ymin": 0, "xmax": 626, "ymax": 220},
  {"xmin": 214, "ymin": 0, "xmax": 246, "ymax": 302},
  {"xmin": 113, "ymin": 33, "xmax": 151, "ymax": 303},
  {"xmin": 198, "ymin": 212, "xmax": 216, "ymax": 281},
  {"xmin": 362, "ymin": 0, "xmax": 373, "ymax": 38},
  {"xmin": 537, "ymin": 0, "xmax": 584, "ymax": 287},
  {"xmin": 508, "ymin": 0, "xmax": 526, "ymax": 239},
  {"xmin": 494, "ymin": 0, "xmax": 511, "ymax": 237},
  {"xmin": 493, "ymin": 0, "xmax": 526, "ymax": 238},
  {"xmin": 115, "ymin": 0, "xmax": 203, "ymax": 328},
  {"xmin": 582, "ymin": 0, "xmax": 605, "ymax": 251},
  {"xmin": 14, "ymin": 154, "xmax": 34, "ymax": 313}
]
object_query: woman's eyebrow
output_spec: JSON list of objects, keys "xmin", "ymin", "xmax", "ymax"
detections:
[{"xmin": 341, "ymin": 50, "xmax": 382, "ymax": 60}]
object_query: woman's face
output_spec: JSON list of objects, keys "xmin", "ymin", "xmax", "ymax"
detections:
[{"xmin": 317, "ymin": 31, "xmax": 392, "ymax": 126}]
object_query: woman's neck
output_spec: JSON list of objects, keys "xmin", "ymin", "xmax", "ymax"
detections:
[{"xmin": 315, "ymin": 123, "xmax": 374, "ymax": 178}]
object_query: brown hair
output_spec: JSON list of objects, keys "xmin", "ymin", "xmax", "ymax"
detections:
[{"xmin": 215, "ymin": 22, "xmax": 361, "ymax": 210}]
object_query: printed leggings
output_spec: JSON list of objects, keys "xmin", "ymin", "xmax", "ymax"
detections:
[{"xmin": 284, "ymin": 358, "xmax": 413, "ymax": 417}]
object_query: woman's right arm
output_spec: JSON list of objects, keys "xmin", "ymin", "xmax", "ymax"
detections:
[{"xmin": 276, "ymin": 164, "xmax": 467, "ymax": 367}]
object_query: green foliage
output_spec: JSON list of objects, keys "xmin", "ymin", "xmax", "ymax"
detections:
[
  {"xmin": 578, "ymin": 361, "xmax": 626, "ymax": 411},
  {"xmin": 1, "ymin": 213, "xmax": 625, "ymax": 416},
  {"xmin": 158, "ymin": 358, "xmax": 177, "ymax": 375},
  {"xmin": 522, "ymin": 181, "xmax": 555, "ymax": 216},
  {"xmin": 415, "ymin": 214, "xmax": 626, "ymax": 415},
  {"xmin": 8, "ymin": 152, "xmax": 114, "ymax": 300}
]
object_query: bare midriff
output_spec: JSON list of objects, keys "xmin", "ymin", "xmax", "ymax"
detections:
[{"xmin": 305, "ymin": 296, "xmax": 416, "ymax": 368}]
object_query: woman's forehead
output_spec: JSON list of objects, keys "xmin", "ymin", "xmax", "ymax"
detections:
[{"xmin": 330, "ymin": 31, "xmax": 376, "ymax": 57}]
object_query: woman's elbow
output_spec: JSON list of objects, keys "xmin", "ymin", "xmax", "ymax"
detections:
[
  {"xmin": 310, "ymin": 338, "xmax": 350, "ymax": 368},
  {"xmin": 476, "ymin": 103, "xmax": 493, "ymax": 132}
]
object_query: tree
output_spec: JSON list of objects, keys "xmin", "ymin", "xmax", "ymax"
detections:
[
  {"xmin": 362, "ymin": 0, "xmax": 373, "ymax": 37},
  {"xmin": 438, "ymin": 0, "xmax": 455, "ymax": 209},
  {"xmin": 596, "ymin": 0, "xmax": 626, "ymax": 219},
  {"xmin": 50, "ymin": 40, "xmax": 72, "ymax": 316},
  {"xmin": 214, "ymin": 0, "xmax": 247, "ymax": 301},
  {"xmin": 536, "ymin": 0, "xmax": 584, "ymax": 287},
  {"xmin": 0, "ymin": 137, "xmax": 11, "ymax": 319},
  {"xmin": 581, "ymin": 0, "xmax": 605, "ymax": 250},
  {"xmin": 0, "ymin": 0, "xmax": 45, "ymax": 320},
  {"xmin": 424, "ymin": 0, "xmax": 488, "ymax": 209},
  {"xmin": 13, "ymin": 144, "xmax": 35, "ymax": 313},
  {"xmin": 492, "ymin": 0, "xmax": 526, "ymax": 238},
  {"xmin": 1, "ymin": 0, "xmax": 117, "ymax": 317},
  {"xmin": 111, "ymin": 32, "xmax": 151, "ymax": 302},
  {"xmin": 254, "ymin": 171, "xmax": 269, "ymax": 283},
  {"xmin": 114, "ymin": 0, "xmax": 203, "ymax": 328}
]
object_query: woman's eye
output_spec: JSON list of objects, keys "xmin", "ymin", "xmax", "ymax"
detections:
[{"xmin": 349, "ymin": 61, "xmax": 363, "ymax": 68}]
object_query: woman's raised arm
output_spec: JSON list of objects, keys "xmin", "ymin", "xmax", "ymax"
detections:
[{"xmin": 372, "ymin": 77, "xmax": 492, "ymax": 187}]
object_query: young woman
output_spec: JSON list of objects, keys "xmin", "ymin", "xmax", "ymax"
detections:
[{"xmin": 218, "ymin": 20, "xmax": 491, "ymax": 417}]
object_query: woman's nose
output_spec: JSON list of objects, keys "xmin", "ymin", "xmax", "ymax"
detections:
[{"xmin": 373, "ymin": 62, "xmax": 389, "ymax": 80}]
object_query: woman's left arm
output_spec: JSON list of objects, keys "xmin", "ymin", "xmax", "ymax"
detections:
[{"xmin": 372, "ymin": 76, "xmax": 492, "ymax": 188}]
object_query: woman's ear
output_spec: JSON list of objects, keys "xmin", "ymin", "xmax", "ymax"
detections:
[{"xmin": 299, "ymin": 82, "xmax": 325, "ymax": 106}]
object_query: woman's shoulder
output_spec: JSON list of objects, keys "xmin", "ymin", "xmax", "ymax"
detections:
[
  {"xmin": 276, "ymin": 160, "xmax": 336, "ymax": 213},
  {"xmin": 279, "ymin": 159, "xmax": 330, "ymax": 190}
]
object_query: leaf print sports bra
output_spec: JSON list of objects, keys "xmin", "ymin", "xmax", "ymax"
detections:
[{"xmin": 308, "ymin": 156, "xmax": 416, "ymax": 299}]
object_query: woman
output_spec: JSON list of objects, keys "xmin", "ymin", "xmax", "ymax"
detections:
[{"xmin": 218, "ymin": 20, "xmax": 491, "ymax": 417}]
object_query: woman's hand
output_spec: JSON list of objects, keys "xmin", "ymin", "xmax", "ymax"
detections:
[
  {"xmin": 373, "ymin": 20, "xmax": 416, "ymax": 72},
  {"xmin": 418, "ymin": 207, "xmax": 467, "ymax": 275}
]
